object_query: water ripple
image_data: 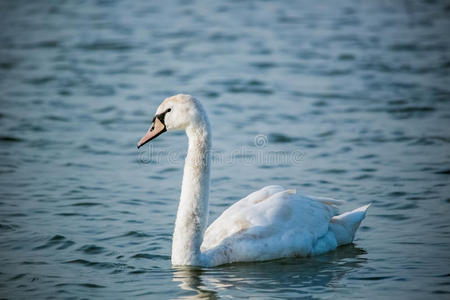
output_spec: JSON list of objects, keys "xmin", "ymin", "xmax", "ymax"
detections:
[{"xmin": 0, "ymin": 0, "xmax": 449, "ymax": 298}]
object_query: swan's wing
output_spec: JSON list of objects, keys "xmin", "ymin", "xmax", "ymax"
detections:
[
  {"xmin": 202, "ymin": 185, "xmax": 285, "ymax": 250},
  {"xmin": 201, "ymin": 187, "xmax": 336, "ymax": 257},
  {"xmin": 305, "ymin": 195, "xmax": 343, "ymax": 215},
  {"xmin": 307, "ymin": 195, "xmax": 344, "ymax": 206},
  {"xmin": 210, "ymin": 185, "xmax": 285, "ymax": 220}
]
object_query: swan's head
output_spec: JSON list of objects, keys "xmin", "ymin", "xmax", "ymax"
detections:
[{"xmin": 137, "ymin": 94, "xmax": 206, "ymax": 148}]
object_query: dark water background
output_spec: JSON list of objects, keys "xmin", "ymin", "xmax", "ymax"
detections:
[{"xmin": 1, "ymin": 0, "xmax": 449, "ymax": 299}]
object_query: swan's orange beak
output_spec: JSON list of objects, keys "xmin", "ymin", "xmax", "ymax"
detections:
[{"xmin": 137, "ymin": 117, "xmax": 166, "ymax": 149}]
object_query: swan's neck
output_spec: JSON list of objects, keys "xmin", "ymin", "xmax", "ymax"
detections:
[{"xmin": 171, "ymin": 121, "xmax": 211, "ymax": 266}]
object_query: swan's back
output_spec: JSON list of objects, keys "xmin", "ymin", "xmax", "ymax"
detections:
[{"xmin": 201, "ymin": 186, "xmax": 368, "ymax": 267}]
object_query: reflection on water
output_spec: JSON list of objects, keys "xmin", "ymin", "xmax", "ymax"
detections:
[
  {"xmin": 173, "ymin": 268, "xmax": 218, "ymax": 300},
  {"xmin": 174, "ymin": 245, "xmax": 367, "ymax": 299}
]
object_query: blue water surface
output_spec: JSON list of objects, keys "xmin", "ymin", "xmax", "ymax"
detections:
[{"xmin": 0, "ymin": 0, "xmax": 449, "ymax": 299}]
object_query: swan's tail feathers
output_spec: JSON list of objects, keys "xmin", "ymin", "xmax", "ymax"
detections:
[{"xmin": 330, "ymin": 204, "xmax": 371, "ymax": 246}]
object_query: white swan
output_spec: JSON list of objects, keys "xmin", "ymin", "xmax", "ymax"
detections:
[{"xmin": 137, "ymin": 94, "xmax": 370, "ymax": 267}]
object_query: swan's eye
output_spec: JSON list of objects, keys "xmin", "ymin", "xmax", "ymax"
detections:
[{"xmin": 167, "ymin": 108, "xmax": 172, "ymax": 112}]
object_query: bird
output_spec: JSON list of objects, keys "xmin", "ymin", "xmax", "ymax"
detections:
[{"xmin": 137, "ymin": 94, "xmax": 370, "ymax": 267}]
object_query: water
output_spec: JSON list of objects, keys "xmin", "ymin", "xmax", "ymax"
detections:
[{"xmin": 0, "ymin": 0, "xmax": 449, "ymax": 298}]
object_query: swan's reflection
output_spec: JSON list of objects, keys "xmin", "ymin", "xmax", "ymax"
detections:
[
  {"xmin": 173, "ymin": 267, "xmax": 218, "ymax": 299},
  {"xmin": 173, "ymin": 245, "xmax": 367, "ymax": 298}
]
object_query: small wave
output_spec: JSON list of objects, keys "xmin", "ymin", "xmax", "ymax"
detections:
[
  {"xmin": 5, "ymin": 213, "xmax": 27, "ymax": 217},
  {"xmin": 0, "ymin": 61, "xmax": 17, "ymax": 70},
  {"xmin": 65, "ymin": 259, "xmax": 125, "ymax": 270},
  {"xmin": 71, "ymin": 202, "xmax": 104, "ymax": 207},
  {"xmin": 123, "ymin": 231, "xmax": 151, "ymax": 238},
  {"xmin": 386, "ymin": 106, "xmax": 435, "ymax": 114},
  {"xmin": 0, "ymin": 136, "xmax": 22, "ymax": 142},
  {"xmin": 21, "ymin": 260, "xmax": 48, "ymax": 265},
  {"xmin": 376, "ymin": 213, "xmax": 410, "ymax": 221},
  {"xmin": 77, "ymin": 244, "xmax": 106, "ymax": 255},
  {"xmin": 57, "ymin": 240, "xmax": 75, "ymax": 250},
  {"xmin": 208, "ymin": 32, "xmax": 238, "ymax": 42},
  {"xmin": 388, "ymin": 191, "xmax": 407, "ymax": 197},
  {"xmin": 360, "ymin": 168, "xmax": 377, "ymax": 172},
  {"xmin": 100, "ymin": 117, "xmax": 125, "ymax": 125},
  {"xmin": 33, "ymin": 40, "xmax": 60, "ymax": 48},
  {"xmin": 435, "ymin": 169, "xmax": 450, "ymax": 175},
  {"xmin": 353, "ymin": 174, "xmax": 373, "ymax": 180},
  {"xmin": 316, "ymin": 130, "xmax": 335, "ymax": 138},
  {"xmin": 217, "ymin": 102, "xmax": 240, "ymax": 111},
  {"xmin": 26, "ymin": 76, "xmax": 56, "ymax": 85},
  {"xmin": 44, "ymin": 115, "xmax": 70, "ymax": 122},
  {"xmin": 212, "ymin": 78, "xmax": 274, "ymax": 95},
  {"xmin": 86, "ymin": 84, "xmax": 115, "ymax": 97},
  {"xmin": 0, "ymin": 223, "xmax": 19, "ymax": 231},
  {"xmin": 95, "ymin": 106, "xmax": 116, "ymax": 114},
  {"xmin": 55, "ymin": 282, "xmax": 106, "ymax": 288},
  {"xmin": 55, "ymin": 213, "xmax": 84, "ymax": 217},
  {"xmin": 348, "ymin": 276, "xmax": 393, "ymax": 281},
  {"xmin": 250, "ymin": 62, "xmax": 277, "ymax": 70},
  {"xmin": 433, "ymin": 290, "xmax": 450, "ymax": 295},
  {"xmin": 76, "ymin": 40, "xmax": 134, "ymax": 51},
  {"xmin": 314, "ymin": 68, "xmax": 353, "ymax": 76},
  {"xmin": 131, "ymin": 253, "xmax": 170, "ymax": 260},
  {"xmin": 128, "ymin": 270, "xmax": 149, "ymax": 274},
  {"xmin": 154, "ymin": 68, "xmax": 175, "ymax": 76},
  {"xmin": 269, "ymin": 133, "xmax": 298, "ymax": 143},
  {"xmin": 8, "ymin": 273, "xmax": 26, "ymax": 281},
  {"xmin": 118, "ymin": 199, "xmax": 146, "ymax": 206},
  {"xmin": 228, "ymin": 86, "xmax": 273, "ymax": 95},
  {"xmin": 33, "ymin": 235, "xmax": 75, "ymax": 250},
  {"xmin": 338, "ymin": 53, "xmax": 355, "ymax": 61},
  {"xmin": 409, "ymin": 136, "xmax": 450, "ymax": 146},
  {"xmin": 320, "ymin": 169, "xmax": 347, "ymax": 174},
  {"xmin": 358, "ymin": 154, "xmax": 378, "ymax": 159},
  {"xmin": 389, "ymin": 43, "xmax": 418, "ymax": 52},
  {"xmin": 77, "ymin": 144, "xmax": 112, "ymax": 155},
  {"xmin": 394, "ymin": 203, "xmax": 418, "ymax": 210},
  {"xmin": 200, "ymin": 90, "xmax": 220, "ymax": 98}
]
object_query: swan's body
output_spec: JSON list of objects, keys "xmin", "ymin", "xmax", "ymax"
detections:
[{"xmin": 138, "ymin": 94, "xmax": 369, "ymax": 267}]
